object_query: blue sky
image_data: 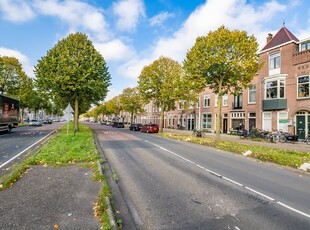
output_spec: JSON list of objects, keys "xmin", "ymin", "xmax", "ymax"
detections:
[{"xmin": 0, "ymin": 0, "xmax": 310, "ymax": 102}]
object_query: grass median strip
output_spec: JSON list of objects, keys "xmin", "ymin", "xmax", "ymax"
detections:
[
  {"xmin": 0, "ymin": 122, "xmax": 115, "ymax": 230},
  {"xmin": 159, "ymin": 133, "xmax": 310, "ymax": 170}
]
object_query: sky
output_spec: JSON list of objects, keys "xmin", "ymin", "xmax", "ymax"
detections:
[{"xmin": 0, "ymin": 0, "xmax": 310, "ymax": 103}]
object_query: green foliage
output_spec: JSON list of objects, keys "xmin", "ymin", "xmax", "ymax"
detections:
[
  {"xmin": 35, "ymin": 32, "xmax": 111, "ymax": 130},
  {"xmin": 184, "ymin": 26, "xmax": 262, "ymax": 140},
  {"xmin": 138, "ymin": 56, "xmax": 185, "ymax": 132},
  {"xmin": 0, "ymin": 56, "xmax": 28, "ymax": 96},
  {"xmin": 27, "ymin": 123, "xmax": 100, "ymax": 166},
  {"xmin": 119, "ymin": 87, "xmax": 144, "ymax": 123}
]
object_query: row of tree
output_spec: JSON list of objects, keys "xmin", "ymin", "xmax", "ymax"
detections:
[
  {"xmin": 1, "ymin": 33, "xmax": 112, "ymax": 132},
  {"xmin": 87, "ymin": 26, "xmax": 262, "ymax": 140}
]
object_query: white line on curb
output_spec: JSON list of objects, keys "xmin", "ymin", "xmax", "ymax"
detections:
[
  {"xmin": 145, "ymin": 139, "xmax": 310, "ymax": 219},
  {"xmin": 0, "ymin": 131, "xmax": 54, "ymax": 169}
]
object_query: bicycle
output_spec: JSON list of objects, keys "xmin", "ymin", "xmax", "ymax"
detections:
[{"xmin": 302, "ymin": 135, "xmax": 310, "ymax": 145}]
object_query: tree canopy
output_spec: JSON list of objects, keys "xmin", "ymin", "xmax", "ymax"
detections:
[
  {"xmin": 184, "ymin": 26, "xmax": 261, "ymax": 140},
  {"xmin": 138, "ymin": 56, "xmax": 185, "ymax": 132},
  {"xmin": 35, "ymin": 32, "xmax": 111, "ymax": 131},
  {"xmin": 0, "ymin": 56, "xmax": 27, "ymax": 96},
  {"xmin": 119, "ymin": 87, "xmax": 144, "ymax": 124}
]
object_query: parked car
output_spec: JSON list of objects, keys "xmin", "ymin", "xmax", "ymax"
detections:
[
  {"xmin": 129, "ymin": 123, "xmax": 143, "ymax": 131},
  {"xmin": 112, "ymin": 122, "xmax": 125, "ymax": 128},
  {"xmin": 140, "ymin": 124, "xmax": 159, "ymax": 133},
  {"xmin": 43, "ymin": 118, "xmax": 53, "ymax": 124},
  {"xmin": 29, "ymin": 119, "xmax": 42, "ymax": 126}
]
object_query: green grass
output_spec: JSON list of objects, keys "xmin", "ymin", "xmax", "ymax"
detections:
[
  {"xmin": 0, "ymin": 122, "xmax": 115, "ymax": 229},
  {"xmin": 159, "ymin": 133, "xmax": 310, "ymax": 170}
]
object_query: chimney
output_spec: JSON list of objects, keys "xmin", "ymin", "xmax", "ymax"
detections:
[{"xmin": 266, "ymin": 33, "xmax": 273, "ymax": 44}]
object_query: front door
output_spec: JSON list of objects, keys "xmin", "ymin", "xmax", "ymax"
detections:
[
  {"xmin": 296, "ymin": 115, "xmax": 306, "ymax": 139},
  {"xmin": 223, "ymin": 118, "xmax": 227, "ymax": 133}
]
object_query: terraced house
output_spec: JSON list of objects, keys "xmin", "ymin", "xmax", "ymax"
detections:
[{"xmin": 137, "ymin": 26, "xmax": 310, "ymax": 140}]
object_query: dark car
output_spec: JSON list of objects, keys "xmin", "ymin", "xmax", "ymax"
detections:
[
  {"xmin": 112, "ymin": 122, "xmax": 125, "ymax": 128},
  {"xmin": 140, "ymin": 124, "xmax": 159, "ymax": 133},
  {"xmin": 129, "ymin": 123, "xmax": 143, "ymax": 131}
]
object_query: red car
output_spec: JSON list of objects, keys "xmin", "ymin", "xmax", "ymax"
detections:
[{"xmin": 140, "ymin": 124, "xmax": 159, "ymax": 133}]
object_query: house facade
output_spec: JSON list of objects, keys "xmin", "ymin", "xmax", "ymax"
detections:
[{"xmin": 136, "ymin": 26, "xmax": 310, "ymax": 139}]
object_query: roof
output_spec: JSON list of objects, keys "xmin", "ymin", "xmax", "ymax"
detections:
[{"xmin": 261, "ymin": 26, "xmax": 299, "ymax": 52}]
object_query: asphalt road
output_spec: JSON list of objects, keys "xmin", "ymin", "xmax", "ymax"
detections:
[
  {"xmin": 0, "ymin": 122, "xmax": 65, "ymax": 174},
  {"xmin": 88, "ymin": 123, "xmax": 310, "ymax": 230}
]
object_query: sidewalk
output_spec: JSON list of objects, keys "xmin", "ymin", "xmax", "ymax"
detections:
[
  {"xmin": 0, "ymin": 165, "xmax": 101, "ymax": 230},
  {"xmin": 163, "ymin": 128, "xmax": 310, "ymax": 153}
]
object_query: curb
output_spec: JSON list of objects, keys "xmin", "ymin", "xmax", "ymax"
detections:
[
  {"xmin": 92, "ymin": 130, "xmax": 137, "ymax": 230},
  {"xmin": 97, "ymin": 160, "xmax": 117, "ymax": 230}
]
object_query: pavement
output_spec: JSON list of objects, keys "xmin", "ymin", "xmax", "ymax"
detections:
[{"xmin": 0, "ymin": 125, "xmax": 309, "ymax": 230}]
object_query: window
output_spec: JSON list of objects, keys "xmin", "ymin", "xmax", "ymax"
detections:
[
  {"xmin": 278, "ymin": 111, "xmax": 288, "ymax": 132},
  {"xmin": 204, "ymin": 94, "xmax": 210, "ymax": 107},
  {"xmin": 265, "ymin": 79, "xmax": 285, "ymax": 99},
  {"xmin": 300, "ymin": 41, "xmax": 310, "ymax": 52},
  {"xmin": 298, "ymin": 76, "xmax": 310, "ymax": 98},
  {"xmin": 248, "ymin": 85, "xmax": 256, "ymax": 103},
  {"xmin": 222, "ymin": 94, "xmax": 228, "ymax": 106},
  {"xmin": 269, "ymin": 52, "xmax": 280, "ymax": 70},
  {"xmin": 202, "ymin": 114, "xmax": 212, "ymax": 129},
  {"xmin": 233, "ymin": 93, "xmax": 243, "ymax": 109}
]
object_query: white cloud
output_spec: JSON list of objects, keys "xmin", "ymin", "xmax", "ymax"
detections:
[
  {"xmin": 112, "ymin": 0, "xmax": 145, "ymax": 32},
  {"xmin": 116, "ymin": 0, "xmax": 291, "ymax": 82},
  {"xmin": 33, "ymin": 0, "xmax": 110, "ymax": 41},
  {"xmin": 94, "ymin": 39, "xmax": 135, "ymax": 62},
  {"xmin": 151, "ymin": 0, "xmax": 288, "ymax": 62},
  {"xmin": 117, "ymin": 58, "xmax": 151, "ymax": 79},
  {"xmin": 0, "ymin": 0, "xmax": 35, "ymax": 22},
  {"xmin": 0, "ymin": 47, "xmax": 33, "ymax": 77},
  {"xmin": 149, "ymin": 11, "xmax": 174, "ymax": 26}
]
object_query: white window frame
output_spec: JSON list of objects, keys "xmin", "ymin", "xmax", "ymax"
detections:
[
  {"xmin": 202, "ymin": 113, "xmax": 212, "ymax": 129},
  {"xmin": 248, "ymin": 85, "xmax": 256, "ymax": 104},
  {"xmin": 262, "ymin": 112, "xmax": 272, "ymax": 131},
  {"xmin": 265, "ymin": 77, "xmax": 285, "ymax": 99},
  {"xmin": 203, "ymin": 94, "xmax": 210, "ymax": 108},
  {"xmin": 297, "ymin": 75, "xmax": 310, "ymax": 99},
  {"xmin": 269, "ymin": 52, "xmax": 280, "ymax": 75},
  {"xmin": 222, "ymin": 94, "xmax": 228, "ymax": 106},
  {"xmin": 278, "ymin": 111, "xmax": 288, "ymax": 132}
]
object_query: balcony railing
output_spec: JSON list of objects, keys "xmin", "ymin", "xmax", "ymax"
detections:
[{"xmin": 262, "ymin": 99, "xmax": 287, "ymax": 110}]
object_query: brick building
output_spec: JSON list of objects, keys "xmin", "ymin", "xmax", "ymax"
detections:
[{"xmin": 136, "ymin": 26, "xmax": 310, "ymax": 139}]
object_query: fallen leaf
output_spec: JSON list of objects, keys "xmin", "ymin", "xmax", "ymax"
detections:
[{"xmin": 53, "ymin": 224, "xmax": 59, "ymax": 229}]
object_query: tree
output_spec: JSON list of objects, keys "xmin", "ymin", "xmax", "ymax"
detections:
[
  {"xmin": 184, "ymin": 25, "xmax": 261, "ymax": 141},
  {"xmin": 138, "ymin": 56, "xmax": 185, "ymax": 133},
  {"xmin": 0, "ymin": 56, "xmax": 27, "ymax": 95},
  {"xmin": 119, "ymin": 87, "xmax": 144, "ymax": 124},
  {"xmin": 35, "ymin": 32, "xmax": 111, "ymax": 131},
  {"xmin": 105, "ymin": 96, "xmax": 122, "ymax": 120}
]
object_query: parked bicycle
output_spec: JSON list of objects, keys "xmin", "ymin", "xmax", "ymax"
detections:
[
  {"xmin": 193, "ymin": 129, "xmax": 202, "ymax": 137},
  {"xmin": 301, "ymin": 135, "xmax": 310, "ymax": 145},
  {"xmin": 279, "ymin": 132, "xmax": 299, "ymax": 143}
]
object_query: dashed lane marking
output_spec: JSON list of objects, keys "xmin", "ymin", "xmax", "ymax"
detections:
[{"xmin": 144, "ymin": 139, "xmax": 310, "ymax": 219}]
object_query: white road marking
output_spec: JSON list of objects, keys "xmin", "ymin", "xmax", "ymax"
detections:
[
  {"xmin": 145, "ymin": 139, "xmax": 310, "ymax": 219},
  {"xmin": 0, "ymin": 131, "xmax": 54, "ymax": 169}
]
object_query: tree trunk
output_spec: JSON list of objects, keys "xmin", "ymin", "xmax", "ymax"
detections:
[
  {"xmin": 215, "ymin": 95, "xmax": 223, "ymax": 142},
  {"xmin": 130, "ymin": 111, "xmax": 134, "ymax": 124},
  {"xmin": 160, "ymin": 107, "xmax": 165, "ymax": 133},
  {"xmin": 74, "ymin": 96, "xmax": 79, "ymax": 132}
]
